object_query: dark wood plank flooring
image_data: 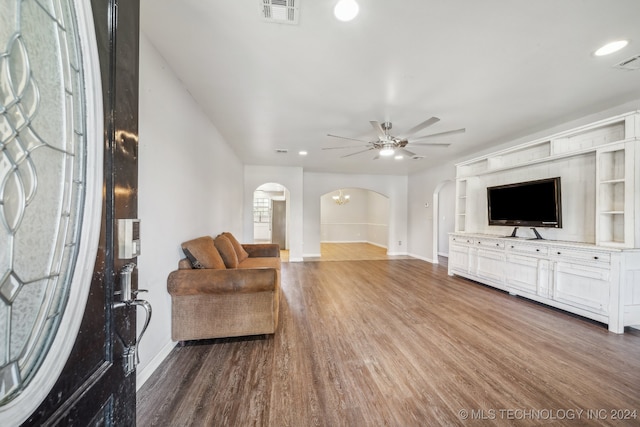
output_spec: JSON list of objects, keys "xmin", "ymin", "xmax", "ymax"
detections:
[{"xmin": 137, "ymin": 260, "xmax": 640, "ymax": 426}]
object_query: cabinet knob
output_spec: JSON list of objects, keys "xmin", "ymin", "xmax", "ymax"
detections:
[
  {"xmin": 536, "ymin": 249, "xmax": 540, "ymax": 252},
  {"xmin": 496, "ymin": 243, "xmax": 499, "ymax": 247},
  {"xmin": 557, "ymin": 252, "xmax": 561, "ymax": 255},
  {"xmin": 594, "ymin": 256, "xmax": 599, "ymax": 260},
  {"xmin": 511, "ymin": 245, "xmax": 514, "ymax": 248}
]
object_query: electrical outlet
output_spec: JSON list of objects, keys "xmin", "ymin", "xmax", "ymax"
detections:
[{"xmin": 398, "ymin": 240, "xmax": 402, "ymax": 246}]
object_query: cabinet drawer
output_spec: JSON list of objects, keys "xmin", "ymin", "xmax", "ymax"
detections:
[
  {"xmin": 550, "ymin": 248, "xmax": 610, "ymax": 264},
  {"xmin": 450, "ymin": 236, "xmax": 474, "ymax": 245},
  {"xmin": 476, "ymin": 239, "xmax": 505, "ymax": 249},
  {"xmin": 506, "ymin": 242, "xmax": 548, "ymax": 256}
]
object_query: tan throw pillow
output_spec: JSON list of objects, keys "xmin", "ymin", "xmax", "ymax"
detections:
[
  {"xmin": 222, "ymin": 232, "xmax": 249, "ymax": 262},
  {"xmin": 181, "ymin": 236, "xmax": 226, "ymax": 269},
  {"xmin": 214, "ymin": 235, "xmax": 239, "ymax": 268}
]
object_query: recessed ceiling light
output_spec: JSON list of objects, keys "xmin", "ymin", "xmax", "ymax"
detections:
[
  {"xmin": 594, "ymin": 40, "xmax": 629, "ymax": 56},
  {"xmin": 299, "ymin": 150, "xmax": 308, "ymax": 156},
  {"xmin": 334, "ymin": 0, "xmax": 359, "ymax": 22},
  {"xmin": 394, "ymin": 155, "xmax": 403, "ymax": 160}
]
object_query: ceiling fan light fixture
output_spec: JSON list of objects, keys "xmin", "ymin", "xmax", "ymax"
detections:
[
  {"xmin": 379, "ymin": 145, "xmax": 395, "ymax": 157},
  {"xmin": 594, "ymin": 40, "xmax": 629, "ymax": 56},
  {"xmin": 334, "ymin": 0, "xmax": 359, "ymax": 22}
]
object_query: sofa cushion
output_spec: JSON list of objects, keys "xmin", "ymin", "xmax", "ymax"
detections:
[
  {"xmin": 222, "ymin": 232, "xmax": 249, "ymax": 262},
  {"xmin": 238, "ymin": 256, "xmax": 281, "ymax": 271},
  {"xmin": 181, "ymin": 236, "xmax": 226, "ymax": 269},
  {"xmin": 214, "ymin": 235, "xmax": 239, "ymax": 268}
]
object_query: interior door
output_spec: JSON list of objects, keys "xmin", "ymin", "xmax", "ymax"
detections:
[
  {"xmin": 7, "ymin": 0, "xmax": 140, "ymax": 425},
  {"xmin": 272, "ymin": 200, "xmax": 287, "ymax": 250}
]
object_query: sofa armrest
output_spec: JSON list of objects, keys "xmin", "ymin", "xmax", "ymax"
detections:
[
  {"xmin": 242, "ymin": 243, "xmax": 280, "ymax": 258},
  {"xmin": 167, "ymin": 268, "xmax": 277, "ymax": 296}
]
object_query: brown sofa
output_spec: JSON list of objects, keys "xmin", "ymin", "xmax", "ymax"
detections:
[{"xmin": 167, "ymin": 232, "xmax": 280, "ymax": 342}]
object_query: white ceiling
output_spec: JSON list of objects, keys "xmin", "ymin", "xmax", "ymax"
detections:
[{"xmin": 141, "ymin": 0, "xmax": 640, "ymax": 175}]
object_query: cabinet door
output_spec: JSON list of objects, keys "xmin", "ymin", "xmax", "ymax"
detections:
[
  {"xmin": 476, "ymin": 249, "xmax": 505, "ymax": 284},
  {"xmin": 505, "ymin": 254, "xmax": 538, "ymax": 295},
  {"xmin": 449, "ymin": 243, "xmax": 470, "ymax": 274},
  {"xmin": 553, "ymin": 262, "xmax": 610, "ymax": 315}
]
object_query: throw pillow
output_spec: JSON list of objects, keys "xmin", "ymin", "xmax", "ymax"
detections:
[
  {"xmin": 181, "ymin": 236, "xmax": 226, "ymax": 269},
  {"xmin": 222, "ymin": 232, "xmax": 249, "ymax": 262},
  {"xmin": 214, "ymin": 235, "xmax": 239, "ymax": 268}
]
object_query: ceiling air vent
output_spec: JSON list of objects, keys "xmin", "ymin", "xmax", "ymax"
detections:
[
  {"xmin": 275, "ymin": 149, "xmax": 289, "ymax": 154},
  {"xmin": 261, "ymin": 0, "xmax": 299, "ymax": 25},
  {"xmin": 613, "ymin": 54, "xmax": 640, "ymax": 71}
]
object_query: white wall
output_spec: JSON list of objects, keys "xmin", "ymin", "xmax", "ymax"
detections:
[
  {"xmin": 437, "ymin": 180, "xmax": 456, "ymax": 256},
  {"xmin": 407, "ymin": 163, "xmax": 457, "ymax": 262},
  {"xmin": 321, "ymin": 188, "xmax": 389, "ymax": 247},
  {"xmin": 136, "ymin": 34, "xmax": 244, "ymax": 387},
  {"xmin": 244, "ymin": 166, "xmax": 304, "ymax": 261},
  {"xmin": 304, "ymin": 173, "xmax": 408, "ymax": 257}
]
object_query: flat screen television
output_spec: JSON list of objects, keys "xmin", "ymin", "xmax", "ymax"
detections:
[{"xmin": 487, "ymin": 177, "xmax": 562, "ymax": 228}]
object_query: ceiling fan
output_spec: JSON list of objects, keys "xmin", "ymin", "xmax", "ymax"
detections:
[{"xmin": 323, "ymin": 117, "xmax": 465, "ymax": 159}]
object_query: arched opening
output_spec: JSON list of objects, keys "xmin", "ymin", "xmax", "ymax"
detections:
[
  {"xmin": 319, "ymin": 187, "xmax": 391, "ymax": 260},
  {"xmin": 433, "ymin": 180, "xmax": 455, "ymax": 265},
  {"xmin": 253, "ymin": 183, "xmax": 290, "ymax": 260}
]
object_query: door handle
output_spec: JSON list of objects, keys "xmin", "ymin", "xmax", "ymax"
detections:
[{"xmin": 113, "ymin": 263, "xmax": 153, "ymax": 373}]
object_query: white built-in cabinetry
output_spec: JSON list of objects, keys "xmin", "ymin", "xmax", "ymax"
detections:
[
  {"xmin": 448, "ymin": 234, "xmax": 640, "ymax": 333},
  {"xmin": 449, "ymin": 111, "xmax": 640, "ymax": 333}
]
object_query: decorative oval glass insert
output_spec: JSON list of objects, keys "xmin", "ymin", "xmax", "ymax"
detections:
[{"xmin": 0, "ymin": 0, "xmax": 88, "ymax": 404}]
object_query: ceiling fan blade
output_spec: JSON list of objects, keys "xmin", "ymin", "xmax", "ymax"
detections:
[
  {"xmin": 410, "ymin": 128, "xmax": 466, "ymax": 141},
  {"xmin": 322, "ymin": 145, "xmax": 370, "ymax": 150},
  {"xmin": 400, "ymin": 117, "xmax": 440, "ymax": 139},
  {"xmin": 399, "ymin": 148, "xmax": 416, "ymax": 158},
  {"xmin": 327, "ymin": 133, "xmax": 370, "ymax": 143},
  {"xmin": 409, "ymin": 142, "xmax": 451, "ymax": 147},
  {"xmin": 341, "ymin": 148, "xmax": 374, "ymax": 158},
  {"xmin": 369, "ymin": 121, "xmax": 387, "ymax": 139}
]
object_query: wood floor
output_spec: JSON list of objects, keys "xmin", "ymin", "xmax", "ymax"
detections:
[
  {"xmin": 137, "ymin": 260, "xmax": 640, "ymax": 426},
  {"xmin": 305, "ymin": 242, "xmax": 414, "ymax": 261}
]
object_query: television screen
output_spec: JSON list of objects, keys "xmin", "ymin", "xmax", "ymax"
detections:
[{"xmin": 487, "ymin": 177, "xmax": 562, "ymax": 228}]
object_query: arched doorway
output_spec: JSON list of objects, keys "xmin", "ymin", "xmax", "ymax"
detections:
[
  {"xmin": 433, "ymin": 180, "xmax": 455, "ymax": 265},
  {"xmin": 319, "ymin": 188, "xmax": 391, "ymax": 260},
  {"xmin": 253, "ymin": 183, "xmax": 289, "ymax": 259}
]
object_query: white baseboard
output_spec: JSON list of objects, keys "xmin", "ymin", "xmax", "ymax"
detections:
[
  {"xmin": 408, "ymin": 252, "xmax": 437, "ymax": 264},
  {"xmin": 136, "ymin": 339, "xmax": 176, "ymax": 391},
  {"xmin": 368, "ymin": 241, "xmax": 388, "ymax": 249},
  {"xmin": 320, "ymin": 240, "xmax": 367, "ymax": 243},
  {"xmin": 386, "ymin": 251, "xmax": 408, "ymax": 256},
  {"xmin": 320, "ymin": 240, "xmax": 387, "ymax": 249},
  {"xmin": 302, "ymin": 253, "xmax": 321, "ymax": 258},
  {"xmin": 289, "ymin": 257, "xmax": 304, "ymax": 262}
]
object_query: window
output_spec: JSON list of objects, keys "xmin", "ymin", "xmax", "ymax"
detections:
[{"xmin": 253, "ymin": 198, "xmax": 271, "ymax": 223}]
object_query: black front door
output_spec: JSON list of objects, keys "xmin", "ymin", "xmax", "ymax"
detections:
[{"xmin": 23, "ymin": 0, "xmax": 140, "ymax": 425}]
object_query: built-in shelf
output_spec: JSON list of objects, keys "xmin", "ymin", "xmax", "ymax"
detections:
[
  {"xmin": 456, "ymin": 112, "xmax": 639, "ymax": 179},
  {"xmin": 454, "ymin": 111, "xmax": 640, "ymax": 249}
]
